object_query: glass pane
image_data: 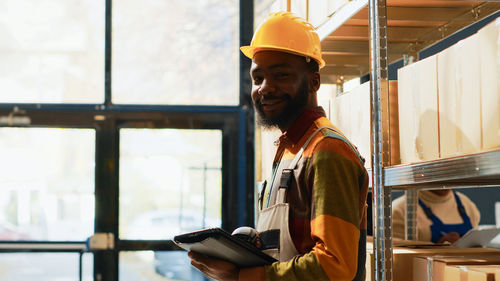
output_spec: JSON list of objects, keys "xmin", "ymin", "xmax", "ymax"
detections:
[
  {"xmin": 120, "ymin": 251, "xmax": 210, "ymax": 281},
  {"xmin": 0, "ymin": 0, "xmax": 105, "ymax": 103},
  {"xmin": 112, "ymin": 1, "xmax": 239, "ymax": 105},
  {"xmin": 0, "ymin": 252, "xmax": 93, "ymax": 281},
  {"xmin": 254, "ymin": 0, "xmax": 286, "ymax": 28},
  {"xmin": 120, "ymin": 129, "xmax": 222, "ymax": 240},
  {"xmin": 0, "ymin": 128, "xmax": 95, "ymax": 241}
]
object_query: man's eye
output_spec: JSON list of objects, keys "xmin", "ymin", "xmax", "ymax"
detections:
[
  {"xmin": 275, "ymin": 73, "xmax": 290, "ymax": 79},
  {"xmin": 252, "ymin": 77, "xmax": 263, "ymax": 84}
]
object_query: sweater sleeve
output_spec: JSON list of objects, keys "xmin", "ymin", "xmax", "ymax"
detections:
[
  {"xmin": 456, "ymin": 192, "xmax": 481, "ymax": 228},
  {"xmin": 306, "ymin": 139, "xmax": 364, "ymax": 281},
  {"xmin": 239, "ymin": 138, "xmax": 366, "ymax": 281}
]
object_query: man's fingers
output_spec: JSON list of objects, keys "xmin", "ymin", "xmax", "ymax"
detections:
[
  {"xmin": 189, "ymin": 252, "xmax": 209, "ymax": 269},
  {"xmin": 187, "ymin": 251, "xmax": 239, "ymax": 281},
  {"xmin": 191, "ymin": 258, "xmax": 208, "ymax": 273},
  {"xmin": 190, "ymin": 255, "xmax": 213, "ymax": 278},
  {"xmin": 189, "ymin": 251, "xmax": 207, "ymax": 263}
]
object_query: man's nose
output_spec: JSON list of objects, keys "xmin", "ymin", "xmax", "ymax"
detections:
[{"xmin": 258, "ymin": 79, "xmax": 275, "ymax": 96}]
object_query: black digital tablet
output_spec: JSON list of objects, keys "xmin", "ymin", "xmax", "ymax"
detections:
[{"xmin": 174, "ymin": 228, "xmax": 277, "ymax": 267}]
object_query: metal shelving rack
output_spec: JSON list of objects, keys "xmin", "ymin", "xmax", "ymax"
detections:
[{"xmin": 316, "ymin": 1, "xmax": 500, "ymax": 280}]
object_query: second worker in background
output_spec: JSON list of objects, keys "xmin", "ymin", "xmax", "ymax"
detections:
[{"xmin": 392, "ymin": 189, "xmax": 480, "ymax": 244}]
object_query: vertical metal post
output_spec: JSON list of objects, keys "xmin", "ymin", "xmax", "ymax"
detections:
[
  {"xmin": 239, "ymin": 0, "xmax": 254, "ymax": 229},
  {"xmin": 405, "ymin": 189, "xmax": 418, "ymax": 240},
  {"xmin": 104, "ymin": 0, "xmax": 112, "ymax": 106},
  {"xmin": 79, "ymin": 251, "xmax": 83, "ymax": 281},
  {"xmin": 203, "ymin": 162, "xmax": 207, "ymax": 228},
  {"xmin": 369, "ymin": 0, "xmax": 393, "ymax": 280}
]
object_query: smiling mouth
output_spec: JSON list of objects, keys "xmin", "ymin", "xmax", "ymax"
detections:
[{"xmin": 261, "ymin": 99, "xmax": 286, "ymax": 112}]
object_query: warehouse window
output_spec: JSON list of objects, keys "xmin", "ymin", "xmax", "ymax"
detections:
[
  {"xmin": 0, "ymin": 253, "xmax": 93, "ymax": 281},
  {"xmin": 0, "ymin": 128, "xmax": 95, "ymax": 241},
  {"xmin": 119, "ymin": 129, "xmax": 222, "ymax": 240},
  {"xmin": 0, "ymin": 0, "xmax": 105, "ymax": 103},
  {"xmin": 112, "ymin": 0, "xmax": 239, "ymax": 105},
  {"xmin": 0, "ymin": 0, "xmax": 252, "ymax": 280}
]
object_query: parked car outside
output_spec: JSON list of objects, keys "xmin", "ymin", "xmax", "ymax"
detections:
[
  {"xmin": 0, "ymin": 222, "xmax": 31, "ymax": 240},
  {"xmin": 125, "ymin": 209, "xmax": 219, "ymax": 281}
]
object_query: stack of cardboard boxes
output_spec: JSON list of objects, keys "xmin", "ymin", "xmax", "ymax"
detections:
[
  {"xmin": 366, "ymin": 240, "xmax": 500, "ymax": 281},
  {"xmin": 413, "ymin": 255, "xmax": 500, "ymax": 281},
  {"xmin": 397, "ymin": 18, "xmax": 499, "ymax": 164},
  {"xmin": 331, "ymin": 18, "xmax": 499, "ymax": 166}
]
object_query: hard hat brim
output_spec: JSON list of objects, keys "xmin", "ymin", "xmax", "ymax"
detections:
[{"xmin": 240, "ymin": 45, "xmax": 325, "ymax": 69}]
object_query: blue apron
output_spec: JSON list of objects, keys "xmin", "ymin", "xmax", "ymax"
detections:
[{"xmin": 418, "ymin": 191, "xmax": 473, "ymax": 243}]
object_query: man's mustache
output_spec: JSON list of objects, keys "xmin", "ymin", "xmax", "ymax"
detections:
[{"xmin": 257, "ymin": 95, "xmax": 292, "ymax": 105}]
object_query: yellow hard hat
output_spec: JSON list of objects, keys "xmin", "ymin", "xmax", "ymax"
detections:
[{"xmin": 240, "ymin": 12, "xmax": 325, "ymax": 69}]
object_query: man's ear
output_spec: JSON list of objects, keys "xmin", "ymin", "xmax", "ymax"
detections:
[{"xmin": 309, "ymin": 72, "xmax": 321, "ymax": 93}]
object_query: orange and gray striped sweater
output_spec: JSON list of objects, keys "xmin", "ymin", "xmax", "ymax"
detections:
[{"xmin": 240, "ymin": 107, "xmax": 369, "ymax": 281}]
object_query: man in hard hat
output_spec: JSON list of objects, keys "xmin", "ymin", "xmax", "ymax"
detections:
[{"xmin": 189, "ymin": 12, "xmax": 369, "ymax": 281}]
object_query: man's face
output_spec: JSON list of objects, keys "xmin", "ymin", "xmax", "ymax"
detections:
[{"xmin": 250, "ymin": 51, "xmax": 311, "ymax": 130}]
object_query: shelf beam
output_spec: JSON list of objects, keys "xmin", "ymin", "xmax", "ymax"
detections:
[{"xmin": 384, "ymin": 150, "xmax": 500, "ymax": 187}]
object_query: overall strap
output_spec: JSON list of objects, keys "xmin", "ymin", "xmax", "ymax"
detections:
[
  {"xmin": 277, "ymin": 126, "xmax": 360, "ymax": 204},
  {"xmin": 288, "ymin": 126, "xmax": 335, "ymax": 170},
  {"xmin": 276, "ymin": 126, "xmax": 337, "ymax": 204},
  {"xmin": 418, "ymin": 199, "xmax": 440, "ymax": 223},
  {"xmin": 453, "ymin": 191, "xmax": 472, "ymax": 226}
]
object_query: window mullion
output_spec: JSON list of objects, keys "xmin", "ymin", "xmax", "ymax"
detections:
[{"xmin": 94, "ymin": 118, "xmax": 119, "ymax": 281}]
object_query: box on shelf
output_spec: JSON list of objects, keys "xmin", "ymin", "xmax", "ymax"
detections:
[
  {"xmin": 446, "ymin": 265, "xmax": 500, "ymax": 281},
  {"xmin": 413, "ymin": 255, "xmax": 500, "ymax": 281},
  {"xmin": 348, "ymin": 81, "xmax": 371, "ymax": 168},
  {"xmin": 397, "ymin": 18, "xmax": 499, "ymax": 163},
  {"xmin": 365, "ymin": 240, "xmax": 500, "ymax": 281},
  {"xmin": 388, "ymin": 80, "xmax": 401, "ymax": 166},
  {"xmin": 397, "ymin": 55, "xmax": 439, "ymax": 164},
  {"xmin": 478, "ymin": 18, "xmax": 500, "ymax": 151},
  {"xmin": 438, "ymin": 33, "xmax": 482, "ymax": 158},
  {"xmin": 331, "ymin": 81, "xmax": 399, "ymax": 169},
  {"xmin": 330, "ymin": 87, "xmax": 352, "ymax": 137}
]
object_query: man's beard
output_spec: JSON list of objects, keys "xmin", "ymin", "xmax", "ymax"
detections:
[{"xmin": 254, "ymin": 80, "xmax": 309, "ymax": 130}]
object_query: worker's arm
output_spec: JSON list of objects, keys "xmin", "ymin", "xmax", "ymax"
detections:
[{"xmin": 240, "ymin": 139, "xmax": 367, "ymax": 281}]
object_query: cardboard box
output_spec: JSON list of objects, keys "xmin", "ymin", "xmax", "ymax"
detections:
[
  {"xmin": 438, "ymin": 33, "xmax": 482, "ymax": 158},
  {"xmin": 398, "ymin": 55, "xmax": 439, "ymax": 164},
  {"xmin": 330, "ymin": 89, "xmax": 352, "ymax": 141},
  {"xmin": 478, "ymin": 18, "xmax": 500, "ymax": 151},
  {"xmin": 349, "ymin": 81, "xmax": 371, "ymax": 169},
  {"xmin": 388, "ymin": 81, "xmax": 401, "ymax": 166},
  {"xmin": 447, "ymin": 265, "xmax": 500, "ymax": 281},
  {"xmin": 413, "ymin": 256, "xmax": 500, "ymax": 281},
  {"xmin": 365, "ymin": 241, "xmax": 500, "ymax": 281},
  {"xmin": 331, "ymin": 81, "xmax": 399, "ymax": 169}
]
